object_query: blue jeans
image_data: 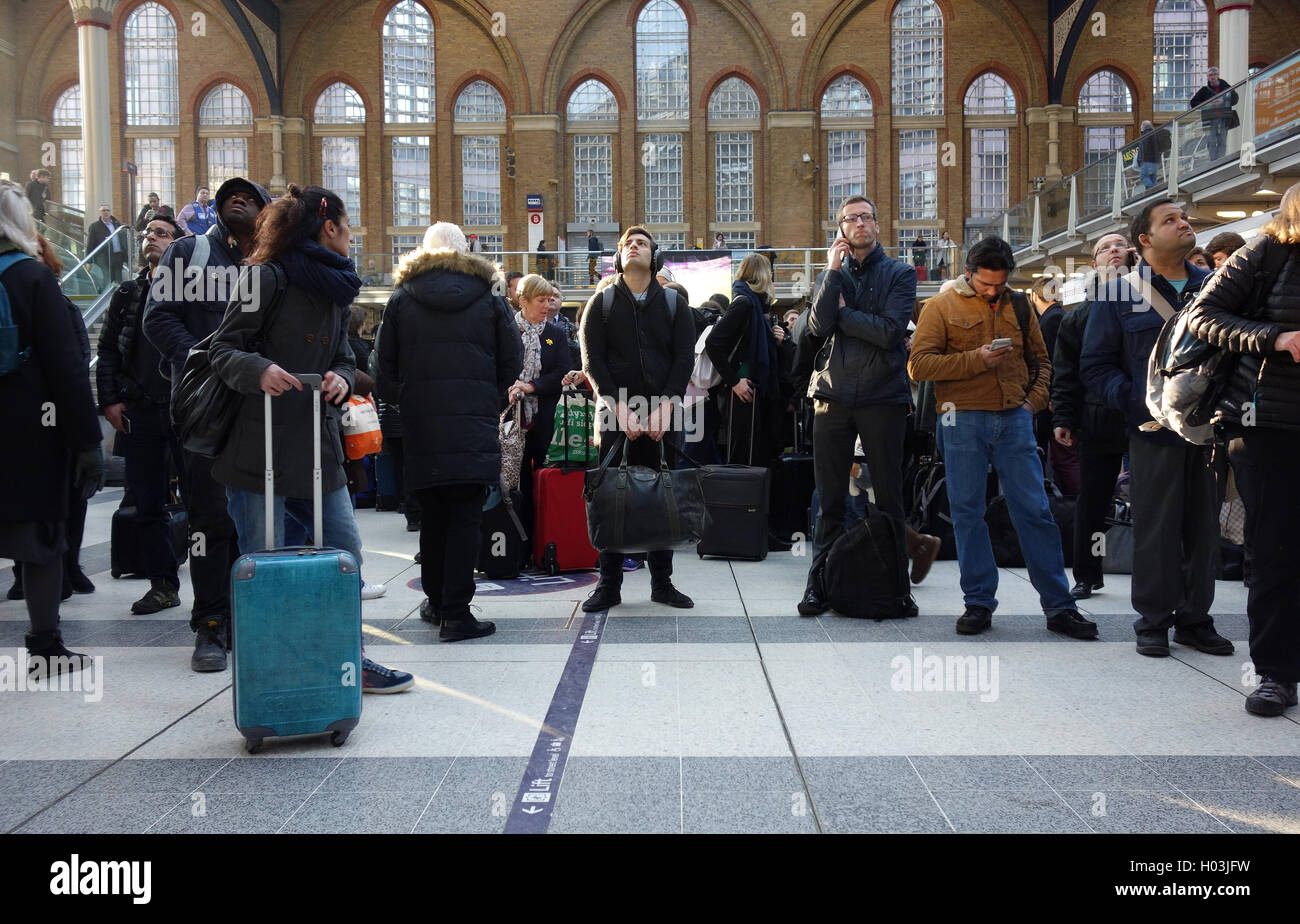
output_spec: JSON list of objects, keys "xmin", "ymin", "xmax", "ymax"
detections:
[
  {"xmin": 226, "ymin": 484, "xmax": 365, "ymax": 573},
  {"xmin": 1139, "ymin": 162, "xmax": 1160, "ymax": 189},
  {"xmin": 943, "ymin": 408, "xmax": 1073, "ymax": 614}
]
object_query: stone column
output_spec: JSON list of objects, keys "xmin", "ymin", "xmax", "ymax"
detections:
[
  {"xmin": 68, "ymin": 0, "xmax": 119, "ymax": 229},
  {"xmin": 1214, "ymin": 0, "xmax": 1253, "ymax": 85}
]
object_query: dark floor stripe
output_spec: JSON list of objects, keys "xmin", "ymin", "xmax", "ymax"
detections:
[{"xmin": 502, "ymin": 609, "xmax": 607, "ymax": 834}]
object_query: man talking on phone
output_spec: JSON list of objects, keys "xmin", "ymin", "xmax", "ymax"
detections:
[
  {"xmin": 908, "ymin": 237, "xmax": 1097, "ymax": 640},
  {"xmin": 797, "ymin": 196, "xmax": 937, "ymax": 617}
]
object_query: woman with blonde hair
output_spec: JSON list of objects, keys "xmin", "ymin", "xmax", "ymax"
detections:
[{"xmin": 1187, "ymin": 180, "xmax": 1300, "ymax": 717}]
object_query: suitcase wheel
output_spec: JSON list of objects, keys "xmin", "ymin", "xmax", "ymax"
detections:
[
  {"xmin": 245, "ymin": 738, "xmax": 263, "ymax": 755},
  {"xmin": 542, "ymin": 543, "xmax": 559, "ymax": 577},
  {"xmin": 330, "ymin": 731, "xmax": 348, "ymax": 747}
]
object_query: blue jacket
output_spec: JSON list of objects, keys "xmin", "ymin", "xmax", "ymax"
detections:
[
  {"xmin": 807, "ymin": 244, "xmax": 916, "ymax": 407},
  {"xmin": 1078, "ymin": 258, "xmax": 1211, "ymax": 446}
]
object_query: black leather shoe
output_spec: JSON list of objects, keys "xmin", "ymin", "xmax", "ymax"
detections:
[
  {"xmin": 1173, "ymin": 623, "xmax": 1234, "ymax": 655},
  {"xmin": 440, "ymin": 611, "xmax": 496, "ymax": 642},
  {"xmin": 650, "ymin": 585, "xmax": 694, "ymax": 608},
  {"xmin": 956, "ymin": 605, "xmax": 992, "ymax": 635},
  {"xmin": 581, "ymin": 583, "xmax": 622, "ymax": 613},
  {"xmin": 191, "ymin": 619, "xmax": 229, "ymax": 672},
  {"xmin": 1136, "ymin": 629, "xmax": 1170, "ymax": 657},
  {"xmin": 797, "ymin": 587, "xmax": 828, "ymax": 617},
  {"xmin": 419, "ymin": 599, "xmax": 441, "ymax": 626},
  {"xmin": 1070, "ymin": 580, "xmax": 1103, "ymax": 599},
  {"xmin": 767, "ymin": 532, "xmax": 793, "ymax": 552},
  {"xmin": 67, "ymin": 567, "xmax": 95, "ymax": 594},
  {"xmin": 1047, "ymin": 609, "xmax": 1099, "ymax": 639},
  {"xmin": 1246, "ymin": 677, "xmax": 1298, "ymax": 716}
]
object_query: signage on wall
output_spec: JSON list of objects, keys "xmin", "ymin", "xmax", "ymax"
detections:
[{"xmin": 526, "ymin": 194, "xmax": 543, "ymax": 210}]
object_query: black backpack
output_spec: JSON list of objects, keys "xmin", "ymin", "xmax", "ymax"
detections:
[
  {"xmin": 905, "ymin": 457, "xmax": 957, "ymax": 559},
  {"xmin": 823, "ymin": 506, "xmax": 919, "ymax": 620}
]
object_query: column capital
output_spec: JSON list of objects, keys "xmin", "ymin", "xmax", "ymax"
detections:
[
  {"xmin": 67, "ymin": 0, "xmax": 119, "ymax": 28},
  {"xmin": 1212, "ymin": 0, "xmax": 1253, "ymax": 12}
]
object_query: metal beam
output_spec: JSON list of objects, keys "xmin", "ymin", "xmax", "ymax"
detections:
[{"xmin": 218, "ymin": 0, "xmax": 281, "ymax": 115}]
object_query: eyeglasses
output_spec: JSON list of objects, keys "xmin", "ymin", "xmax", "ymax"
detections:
[
  {"xmin": 841, "ymin": 212, "xmax": 877, "ymax": 225},
  {"xmin": 140, "ymin": 228, "xmax": 173, "ymax": 239}
]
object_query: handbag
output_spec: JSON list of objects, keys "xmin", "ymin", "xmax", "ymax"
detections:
[
  {"xmin": 583, "ymin": 435, "xmax": 709, "ymax": 554},
  {"xmin": 170, "ymin": 263, "xmax": 287, "ymax": 458},
  {"xmin": 499, "ymin": 402, "xmax": 525, "ymax": 492},
  {"xmin": 341, "ymin": 394, "xmax": 382, "ymax": 460}
]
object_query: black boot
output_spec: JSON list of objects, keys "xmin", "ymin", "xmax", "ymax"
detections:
[
  {"xmin": 191, "ymin": 617, "xmax": 229, "ymax": 672},
  {"xmin": 439, "ymin": 609, "xmax": 495, "ymax": 642},
  {"xmin": 6, "ymin": 562, "xmax": 22, "ymax": 600},
  {"xmin": 582, "ymin": 581, "xmax": 622, "ymax": 613},
  {"xmin": 25, "ymin": 631, "xmax": 92, "ymax": 677},
  {"xmin": 65, "ymin": 553, "xmax": 95, "ymax": 594}
]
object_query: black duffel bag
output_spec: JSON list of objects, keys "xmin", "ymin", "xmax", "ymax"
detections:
[{"xmin": 583, "ymin": 435, "xmax": 709, "ymax": 554}]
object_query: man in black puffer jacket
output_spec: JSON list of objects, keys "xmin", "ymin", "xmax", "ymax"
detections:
[
  {"xmin": 376, "ymin": 222, "xmax": 522, "ymax": 641},
  {"xmin": 1050, "ymin": 232, "xmax": 1131, "ymax": 599},
  {"xmin": 97, "ymin": 213, "xmax": 186, "ymax": 616},
  {"xmin": 1187, "ymin": 185, "xmax": 1300, "ymax": 716}
]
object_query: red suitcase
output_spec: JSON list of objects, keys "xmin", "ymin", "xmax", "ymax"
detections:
[{"xmin": 532, "ymin": 466, "xmax": 599, "ymax": 574}]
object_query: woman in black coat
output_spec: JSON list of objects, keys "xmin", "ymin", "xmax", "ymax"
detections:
[
  {"xmin": 0, "ymin": 181, "xmax": 103, "ymax": 673},
  {"xmin": 1186, "ymin": 181, "xmax": 1300, "ymax": 718},
  {"xmin": 509, "ymin": 274, "xmax": 573, "ymax": 561},
  {"xmin": 375, "ymin": 222, "xmax": 522, "ymax": 641}
]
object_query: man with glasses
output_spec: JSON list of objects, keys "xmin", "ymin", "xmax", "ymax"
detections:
[
  {"xmin": 97, "ymin": 215, "xmax": 187, "ymax": 616},
  {"xmin": 909, "ymin": 237, "xmax": 1098, "ymax": 639},
  {"xmin": 798, "ymin": 196, "xmax": 938, "ymax": 617}
]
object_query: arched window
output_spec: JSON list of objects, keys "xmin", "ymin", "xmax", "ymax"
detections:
[
  {"xmin": 199, "ymin": 83, "xmax": 253, "ymax": 191},
  {"xmin": 636, "ymin": 0, "xmax": 689, "ymax": 122},
  {"xmin": 963, "ymin": 74, "xmax": 1016, "ymax": 221},
  {"xmin": 314, "ymin": 83, "xmax": 365, "ymax": 220},
  {"xmin": 566, "ymin": 80, "xmax": 618, "ymax": 121},
  {"xmin": 1154, "ymin": 0, "xmax": 1208, "ymax": 112},
  {"xmin": 708, "ymin": 77, "xmax": 759, "ymax": 120},
  {"xmin": 454, "ymin": 81, "xmax": 505, "ymax": 122},
  {"xmin": 1079, "ymin": 70, "xmax": 1133, "ymax": 113},
  {"xmin": 124, "ymin": 3, "xmax": 179, "ymax": 210},
  {"xmin": 820, "ymin": 75, "xmax": 873, "ymax": 118},
  {"xmin": 456, "ymin": 83, "xmax": 504, "ymax": 237},
  {"xmin": 567, "ymin": 81, "xmax": 618, "ymax": 226},
  {"xmin": 820, "ymin": 76, "xmax": 872, "ymax": 228},
  {"xmin": 51, "ymin": 86, "xmax": 84, "ymax": 212},
  {"xmin": 891, "ymin": 0, "xmax": 944, "ymax": 116},
  {"xmin": 124, "ymin": 3, "xmax": 178, "ymax": 126},
  {"xmin": 383, "ymin": 0, "xmax": 434, "ymax": 123},
  {"xmin": 963, "ymin": 73, "xmax": 1015, "ymax": 115}
]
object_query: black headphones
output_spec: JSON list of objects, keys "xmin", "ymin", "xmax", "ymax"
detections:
[{"xmin": 613, "ymin": 234, "xmax": 665, "ymax": 275}]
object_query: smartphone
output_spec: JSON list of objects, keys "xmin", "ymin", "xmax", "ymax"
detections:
[{"xmin": 990, "ymin": 338, "xmax": 1013, "ymax": 350}]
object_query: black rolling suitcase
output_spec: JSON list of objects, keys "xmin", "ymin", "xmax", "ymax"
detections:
[
  {"xmin": 697, "ymin": 394, "xmax": 770, "ymax": 561},
  {"xmin": 769, "ymin": 399, "xmax": 815, "ymax": 541},
  {"xmin": 477, "ymin": 487, "xmax": 527, "ymax": 579}
]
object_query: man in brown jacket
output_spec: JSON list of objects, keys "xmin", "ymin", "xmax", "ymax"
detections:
[{"xmin": 908, "ymin": 237, "xmax": 1097, "ymax": 639}]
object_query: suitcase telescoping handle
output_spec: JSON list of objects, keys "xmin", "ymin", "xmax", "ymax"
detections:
[{"xmin": 263, "ymin": 373, "xmax": 324, "ymax": 550}]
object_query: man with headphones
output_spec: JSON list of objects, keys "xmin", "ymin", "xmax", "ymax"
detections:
[{"xmin": 579, "ymin": 227, "xmax": 697, "ymax": 613}]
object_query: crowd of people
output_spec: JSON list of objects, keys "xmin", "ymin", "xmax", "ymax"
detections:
[{"xmin": 2, "ymin": 168, "xmax": 1299, "ymax": 721}]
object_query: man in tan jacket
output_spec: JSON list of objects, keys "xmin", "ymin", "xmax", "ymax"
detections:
[{"xmin": 908, "ymin": 237, "xmax": 1097, "ymax": 640}]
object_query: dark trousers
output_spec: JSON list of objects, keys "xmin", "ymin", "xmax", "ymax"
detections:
[
  {"xmin": 1072, "ymin": 441, "xmax": 1125, "ymax": 586},
  {"xmin": 385, "ymin": 436, "xmax": 421, "ymax": 526},
  {"xmin": 121, "ymin": 401, "xmax": 182, "ymax": 588},
  {"xmin": 807, "ymin": 400, "xmax": 908, "ymax": 590},
  {"xmin": 1228, "ymin": 426, "xmax": 1300, "ymax": 682},
  {"xmin": 1129, "ymin": 436, "xmax": 1217, "ymax": 633},
  {"xmin": 415, "ymin": 484, "xmax": 486, "ymax": 616},
  {"xmin": 182, "ymin": 449, "xmax": 240, "ymax": 629},
  {"xmin": 595, "ymin": 429, "xmax": 677, "ymax": 589},
  {"xmin": 64, "ymin": 491, "xmax": 87, "ymax": 577}
]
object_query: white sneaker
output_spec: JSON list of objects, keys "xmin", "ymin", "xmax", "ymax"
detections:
[{"xmin": 361, "ymin": 581, "xmax": 387, "ymax": 600}]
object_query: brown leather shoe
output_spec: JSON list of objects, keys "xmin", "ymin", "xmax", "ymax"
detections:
[{"xmin": 907, "ymin": 532, "xmax": 942, "ymax": 585}]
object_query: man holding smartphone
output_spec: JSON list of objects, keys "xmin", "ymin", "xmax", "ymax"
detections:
[
  {"xmin": 797, "ymin": 196, "xmax": 937, "ymax": 617},
  {"xmin": 909, "ymin": 237, "xmax": 1097, "ymax": 639}
]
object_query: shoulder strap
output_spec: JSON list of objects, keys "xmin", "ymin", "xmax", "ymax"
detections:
[
  {"xmin": 1009, "ymin": 291, "xmax": 1038, "ymax": 381},
  {"xmin": 190, "ymin": 232, "xmax": 211, "ymax": 272},
  {"xmin": 600, "ymin": 285, "xmax": 614, "ymax": 322},
  {"xmin": 0, "ymin": 252, "xmax": 34, "ymax": 324},
  {"xmin": 1123, "ymin": 269, "xmax": 1176, "ymax": 321},
  {"xmin": 0, "ymin": 251, "xmax": 34, "ymax": 276},
  {"xmin": 663, "ymin": 286, "xmax": 678, "ymax": 321}
]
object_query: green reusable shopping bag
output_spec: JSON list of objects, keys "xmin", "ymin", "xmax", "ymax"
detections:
[{"xmin": 546, "ymin": 389, "xmax": 598, "ymax": 466}]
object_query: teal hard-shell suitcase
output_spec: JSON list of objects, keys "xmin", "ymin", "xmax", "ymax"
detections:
[{"xmin": 231, "ymin": 375, "xmax": 362, "ymax": 753}]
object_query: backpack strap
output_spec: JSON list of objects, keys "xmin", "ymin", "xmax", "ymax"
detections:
[
  {"xmin": 1123, "ymin": 269, "xmax": 1176, "ymax": 321},
  {"xmin": 1009, "ymin": 290, "xmax": 1040, "ymax": 398},
  {"xmin": 190, "ymin": 232, "xmax": 211, "ymax": 272}
]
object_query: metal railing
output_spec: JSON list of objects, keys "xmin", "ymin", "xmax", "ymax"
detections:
[
  {"xmin": 60, "ymin": 223, "xmax": 135, "ymax": 297},
  {"xmin": 976, "ymin": 49, "xmax": 1300, "ymax": 254}
]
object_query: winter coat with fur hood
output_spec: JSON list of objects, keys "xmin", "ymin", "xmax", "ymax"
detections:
[{"xmin": 375, "ymin": 247, "xmax": 523, "ymax": 490}]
